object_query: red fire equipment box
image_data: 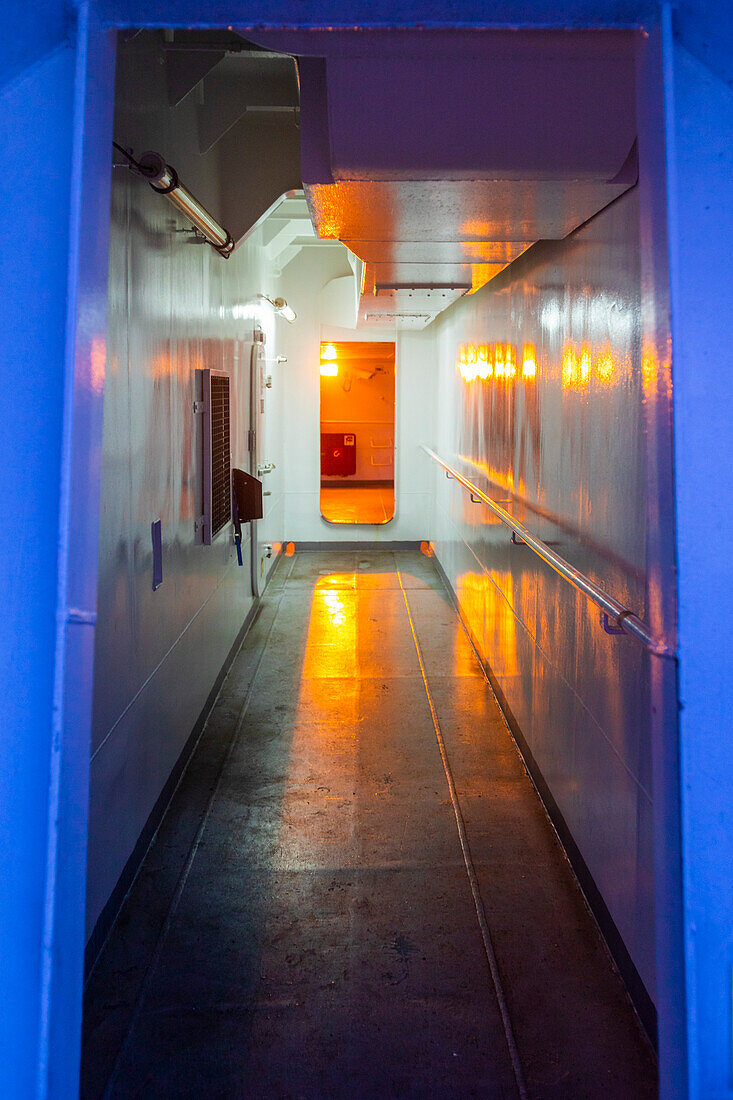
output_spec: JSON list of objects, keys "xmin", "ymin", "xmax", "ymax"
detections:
[{"xmin": 321, "ymin": 432, "xmax": 356, "ymax": 476}]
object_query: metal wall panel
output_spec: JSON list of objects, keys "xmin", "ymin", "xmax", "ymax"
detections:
[
  {"xmin": 86, "ymin": 120, "xmax": 286, "ymax": 942},
  {"xmin": 429, "ymin": 186, "xmax": 675, "ymax": 1005}
]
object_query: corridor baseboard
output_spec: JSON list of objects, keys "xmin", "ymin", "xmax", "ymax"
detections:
[{"xmin": 293, "ymin": 540, "xmax": 423, "ymax": 551}]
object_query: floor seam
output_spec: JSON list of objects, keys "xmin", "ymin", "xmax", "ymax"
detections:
[{"xmin": 396, "ymin": 564, "xmax": 528, "ymax": 1100}]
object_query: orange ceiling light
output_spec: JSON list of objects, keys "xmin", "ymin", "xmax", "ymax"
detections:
[{"xmin": 320, "ymin": 342, "xmax": 339, "ymax": 376}]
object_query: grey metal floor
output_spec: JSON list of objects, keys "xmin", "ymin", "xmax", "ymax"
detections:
[{"xmin": 82, "ymin": 550, "xmax": 657, "ymax": 1099}]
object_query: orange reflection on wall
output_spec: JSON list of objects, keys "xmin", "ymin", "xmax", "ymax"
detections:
[
  {"xmin": 596, "ymin": 349, "xmax": 615, "ymax": 385},
  {"xmin": 522, "ymin": 343, "xmax": 537, "ymax": 379},
  {"xmin": 641, "ymin": 343, "xmax": 671, "ymax": 399},
  {"xmin": 457, "ymin": 570, "xmax": 519, "ymax": 679},
  {"xmin": 457, "ymin": 343, "xmax": 486, "ymax": 382},
  {"xmin": 152, "ymin": 351, "xmax": 174, "ymax": 378},
  {"xmin": 504, "ymin": 343, "xmax": 517, "ymax": 380},
  {"xmin": 457, "ymin": 453, "xmax": 516, "ymax": 495},
  {"xmin": 562, "ymin": 342, "xmax": 618, "ymax": 388},
  {"xmin": 494, "ymin": 342, "xmax": 518, "ymax": 381},
  {"xmin": 562, "ymin": 345, "xmax": 577, "ymax": 387},
  {"xmin": 457, "ymin": 342, "xmax": 527, "ymax": 384},
  {"xmin": 561, "ymin": 343, "xmax": 591, "ymax": 388},
  {"xmin": 494, "ymin": 343, "xmax": 507, "ymax": 379},
  {"xmin": 90, "ymin": 337, "xmax": 106, "ymax": 394}
]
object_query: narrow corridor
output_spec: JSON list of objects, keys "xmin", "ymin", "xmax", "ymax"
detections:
[{"xmin": 82, "ymin": 551, "xmax": 657, "ymax": 1099}]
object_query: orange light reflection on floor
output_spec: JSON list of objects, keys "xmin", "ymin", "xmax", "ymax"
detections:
[
  {"xmin": 321, "ymin": 486, "xmax": 394, "ymax": 524},
  {"xmin": 301, "ymin": 580, "xmax": 358, "ymax": 681},
  {"xmin": 277, "ymin": 574, "xmax": 361, "ymax": 868}
]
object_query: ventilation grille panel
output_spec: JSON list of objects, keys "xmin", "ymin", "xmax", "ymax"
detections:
[{"xmin": 201, "ymin": 369, "xmax": 231, "ymax": 544}]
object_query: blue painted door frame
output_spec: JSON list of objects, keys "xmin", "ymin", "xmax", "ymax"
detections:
[
  {"xmin": 1, "ymin": 4, "xmax": 116, "ymax": 1097},
  {"xmin": 661, "ymin": 6, "xmax": 733, "ymax": 1096},
  {"xmin": 2, "ymin": 2, "xmax": 731, "ymax": 1097}
]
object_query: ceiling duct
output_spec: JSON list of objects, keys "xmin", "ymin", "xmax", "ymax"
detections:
[{"xmin": 249, "ymin": 28, "xmax": 639, "ymax": 327}]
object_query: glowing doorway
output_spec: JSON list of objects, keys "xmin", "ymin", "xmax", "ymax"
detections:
[{"xmin": 320, "ymin": 341, "xmax": 396, "ymax": 524}]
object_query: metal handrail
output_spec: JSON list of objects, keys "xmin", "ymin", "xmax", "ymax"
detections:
[{"xmin": 422, "ymin": 446, "xmax": 673, "ymax": 657}]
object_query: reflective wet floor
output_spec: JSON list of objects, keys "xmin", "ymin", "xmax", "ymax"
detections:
[
  {"xmin": 82, "ymin": 550, "xmax": 657, "ymax": 1099},
  {"xmin": 320, "ymin": 485, "xmax": 395, "ymax": 524}
]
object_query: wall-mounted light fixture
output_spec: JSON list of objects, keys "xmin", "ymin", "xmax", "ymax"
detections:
[
  {"xmin": 113, "ymin": 143, "xmax": 234, "ymax": 257},
  {"xmin": 258, "ymin": 294, "xmax": 297, "ymax": 323},
  {"xmin": 320, "ymin": 341, "xmax": 338, "ymax": 376}
]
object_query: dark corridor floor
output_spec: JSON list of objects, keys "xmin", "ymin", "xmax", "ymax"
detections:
[{"xmin": 82, "ymin": 550, "xmax": 657, "ymax": 1099}]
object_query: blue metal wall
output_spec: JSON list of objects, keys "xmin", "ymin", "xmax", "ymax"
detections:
[
  {"xmin": 0, "ymin": 6, "xmax": 116, "ymax": 1094},
  {"xmin": 662, "ymin": 16, "xmax": 733, "ymax": 1095},
  {"xmin": 0, "ymin": 38, "xmax": 77, "ymax": 1100},
  {"xmin": 2, "ymin": 3, "xmax": 733, "ymax": 1098}
]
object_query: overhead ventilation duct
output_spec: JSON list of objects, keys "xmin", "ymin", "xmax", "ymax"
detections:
[
  {"xmin": 247, "ymin": 28, "xmax": 639, "ymax": 327},
  {"xmin": 113, "ymin": 32, "xmax": 303, "ymax": 245}
]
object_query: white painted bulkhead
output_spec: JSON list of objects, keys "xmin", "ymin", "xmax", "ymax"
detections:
[{"xmin": 88, "ymin": 206, "xmax": 437, "ymax": 940}]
